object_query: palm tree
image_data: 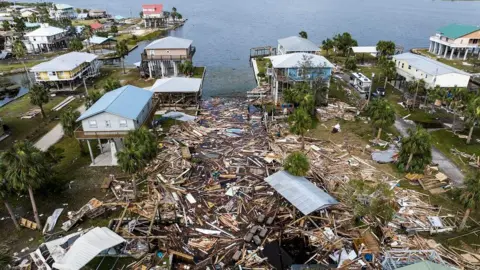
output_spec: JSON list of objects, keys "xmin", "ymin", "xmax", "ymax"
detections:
[
  {"xmin": 376, "ymin": 40, "xmax": 396, "ymax": 57},
  {"xmin": 366, "ymin": 99, "xmax": 395, "ymax": 140},
  {"xmin": 321, "ymin": 38, "xmax": 334, "ymax": 55},
  {"xmin": 284, "ymin": 152, "xmax": 310, "ymax": 176},
  {"xmin": 103, "ymin": 78, "xmax": 121, "ymax": 92},
  {"xmin": 60, "ymin": 109, "xmax": 80, "ymax": 137},
  {"xmin": 2, "ymin": 141, "xmax": 53, "ymax": 230},
  {"xmin": 450, "ymin": 87, "xmax": 467, "ymax": 133},
  {"xmin": 68, "ymin": 38, "xmax": 83, "ymax": 51},
  {"xmin": 465, "ymin": 97, "xmax": 480, "ymax": 144},
  {"xmin": 176, "ymin": 13, "xmax": 183, "ymax": 21},
  {"xmin": 2, "ymin": 21, "xmax": 10, "ymax": 31},
  {"xmin": 458, "ymin": 172, "xmax": 480, "ymax": 230},
  {"xmin": 398, "ymin": 127, "xmax": 432, "ymax": 172},
  {"xmin": 0, "ymin": 180, "xmax": 20, "ymax": 230},
  {"xmin": 86, "ymin": 91, "xmax": 103, "ymax": 108},
  {"xmin": 117, "ymin": 128, "xmax": 158, "ymax": 200},
  {"xmin": 115, "ymin": 40, "xmax": 129, "ymax": 74},
  {"xmin": 299, "ymin": 31, "xmax": 308, "ymax": 39},
  {"xmin": 82, "ymin": 25, "xmax": 93, "ymax": 51},
  {"xmin": 179, "ymin": 60, "xmax": 194, "ymax": 76},
  {"xmin": 379, "ymin": 58, "xmax": 396, "ymax": 88},
  {"xmin": 288, "ymin": 107, "xmax": 313, "ymax": 150},
  {"xmin": 30, "ymin": 84, "xmax": 49, "ymax": 119},
  {"xmin": 12, "ymin": 40, "xmax": 32, "ymax": 85}
]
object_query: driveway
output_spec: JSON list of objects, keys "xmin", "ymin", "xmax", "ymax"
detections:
[
  {"xmin": 394, "ymin": 117, "xmax": 465, "ymax": 186},
  {"xmin": 34, "ymin": 105, "xmax": 86, "ymax": 151}
]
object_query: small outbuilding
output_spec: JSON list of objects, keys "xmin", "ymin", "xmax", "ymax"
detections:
[{"xmin": 150, "ymin": 77, "xmax": 203, "ymax": 107}]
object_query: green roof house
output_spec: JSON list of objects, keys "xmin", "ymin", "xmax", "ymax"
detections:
[{"xmin": 429, "ymin": 24, "xmax": 480, "ymax": 60}]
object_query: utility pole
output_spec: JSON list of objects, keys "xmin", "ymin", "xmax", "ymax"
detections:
[{"xmin": 367, "ymin": 73, "xmax": 375, "ymax": 106}]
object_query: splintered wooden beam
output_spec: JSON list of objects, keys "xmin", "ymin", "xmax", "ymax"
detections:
[
  {"xmin": 115, "ymin": 203, "xmax": 129, "ymax": 233},
  {"xmin": 148, "ymin": 200, "xmax": 159, "ymax": 236}
]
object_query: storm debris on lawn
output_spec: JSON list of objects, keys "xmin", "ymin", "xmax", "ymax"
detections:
[{"xmin": 12, "ymin": 98, "xmax": 478, "ymax": 269}]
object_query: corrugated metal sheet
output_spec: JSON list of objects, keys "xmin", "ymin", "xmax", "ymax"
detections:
[
  {"xmin": 30, "ymin": 52, "xmax": 98, "ymax": 72},
  {"xmin": 145, "ymin": 36, "xmax": 193, "ymax": 49},
  {"xmin": 150, "ymin": 77, "xmax": 202, "ymax": 93},
  {"xmin": 277, "ymin": 36, "xmax": 320, "ymax": 53},
  {"xmin": 393, "ymin": 53, "xmax": 470, "ymax": 76},
  {"xmin": 53, "ymin": 227, "xmax": 125, "ymax": 270},
  {"xmin": 266, "ymin": 53, "xmax": 334, "ymax": 69},
  {"xmin": 265, "ymin": 171, "xmax": 338, "ymax": 215},
  {"xmin": 77, "ymin": 85, "xmax": 153, "ymax": 121},
  {"xmin": 25, "ymin": 25, "xmax": 65, "ymax": 37}
]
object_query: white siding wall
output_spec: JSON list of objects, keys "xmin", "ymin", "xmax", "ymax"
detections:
[
  {"xmin": 81, "ymin": 112, "xmax": 135, "ymax": 132},
  {"xmin": 435, "ymin": 73, "xmax": 470, "ymax": 88}
]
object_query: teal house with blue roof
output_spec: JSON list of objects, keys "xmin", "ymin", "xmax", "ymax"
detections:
[
  {"xmin": 429, "ymin": 24, "xmax": 480, "ymax": 60},
  {"xmin": 75, "ymin": 85, "xmax": 154, "ymax": 165}
]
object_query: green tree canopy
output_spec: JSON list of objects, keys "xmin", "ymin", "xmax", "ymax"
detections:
[
  {"xmin": 179, "ymin": 60, "xmax": 194, "ymax": 76},
  {"xmin": 2, "ymin": 20, "xmax": 10, "ymax": 31},
  {"xmin": 13, "ymin": 17, "xmax": 26, "ymax": 33},
  {"xmin": 397, "ymin": 127, "xmax": 432, "ymax": 172},
  {"xmin": 344, "ymin": 56, "xmax": 357, "ymax": 70},
  {"xmin": 333, "ymin": 32, "xmax": 358, "ymax": 56},
  {"xmin": 30, "ymin": 84, "xmax": 49, "ymax": 118},
  {"xmin": 376, "ymin": 40, "xmax": 396, "ymax": 57},
  {"xmin": 60, "ymin": 108, "xmax": 80, "ymax": 137},
  {"xmin": 284, "ymin": 152, "xmax": 310, "ymax": 176},
  {"xmin": 110, "ymin": 25, "xmax": 118, "ymax": 34},
  {"xmin": 465, "ymin": 97, "xmax": 480, "ymax": 144},
  {"xmin": 103, "ymin": 78, "xmax": 122, "ymax": 92},
  {"xmin": 86, "ymin": 91, "xmax": 103, "ymax": 108},
  {"xmin": 68, "ymin": 38, "xmax": 84, "ymax": 51},
  {"xmin": 321, "ymin": 38, "xmax": 334, "ymax": 55},
  {"xmin": 457, "ymin": 172, "xmax": 480, "ymax": 230},
  {"xmin": 288, "ymin": 107, "xmax": 313, "ymax": 150},
  {"xmin": 343, "ymin": 180, "xmax": 395, "ymax": 224},
  {"xmin": 115, "ymin": 40, "xmax": 129, "ymax": 74},
  {"xmin": 366, "ymin": 99, "xmax": 395, "ymax": 139},
  {"xmin": 299, "ymin": 31, "xmax": 308, "ymax": 39}
]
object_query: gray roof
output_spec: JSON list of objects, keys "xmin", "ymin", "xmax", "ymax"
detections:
[
  {"xmin": 266, "ymin": 53, "xmax": 334, "ymax": 69},
  {"xmin": 25, "ymin": 25, "xmax": 65, "ymax": 37},
  {"xmin": 150, "ymin": 77, "xmax": 202, "ymax": 93},
  {"xmin": 84, "ymin": 35, "xmax": 116, "ymax": 45},
  {"xmin": 278, "ymin": 36, "xmax": 320, "ymax": 53},
  {"xmin": 265, "ymin": 171, "xmax": 338, "ymax": 215},
  {"xmin": 145, "ymin": 36, "xmax": 193, "ymax": 49},
  {"xmin": 393, "ymin": 53, "xmax": 470, "ymax": 76},
  {"xmin": 30, "ymin": 52, "xmax": 98, "ymax": 72},
  {"xmin": 77, "ymin": 85, "xmax": 153, "ymax": 121}
]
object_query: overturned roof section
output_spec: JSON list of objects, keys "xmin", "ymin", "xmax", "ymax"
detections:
[
  {"xmin": 77, "ymin": 85, "xmax": 153, "ymax": 121},
  {"xmin": 145, "ymin": 36, "xmax": 193, "ymax": 49},
  {"xmin": 265, "ymin": 171, "xmax": 338, "ymax": 215},
  {"xmin": 396, "ymin": 261, "xmax": 454, "ymax": 270},
  {"xmin": 25, "ymin": 25, "xmax": 65, "ymax": 37},
  {"xmin": 30, "ymin": 52, "xmax": 98, "ymax": 72},
  {"xmin": 278, "ymin": 36, "xmax": 320, "ymax": 53},
  {"xmin": 150, "ymin": 77, "xmax": 202, "ymax": 93},
  {"xmin": 266, "ymin": 53, "xmax": 334, "ymax": 69},
  {"xmin": 53, "ymin": 227, "xmax": 125, "ymax": 270},
  {"xmin": 393, "ymin": 53, "xmax": 470, "ymax": 76}
]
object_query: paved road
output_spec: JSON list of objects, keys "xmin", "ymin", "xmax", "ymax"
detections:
[
  {"xmin": 394, "ymin": 117, "xmax": 465, "ymax": 186},
  {"xmin": 34, "ymin": 105, "xmax": 86, "ymax": 152}
]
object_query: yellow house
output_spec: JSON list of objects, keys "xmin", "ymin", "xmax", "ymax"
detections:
[{"xmin": 31, "ymin": 52, "xmax": 101, "ymax": 91}]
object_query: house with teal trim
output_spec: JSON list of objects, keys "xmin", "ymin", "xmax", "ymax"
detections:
[
  {"xmin": 429, "ymin": 24, "xmax": 480, "ymax": 60},
  {"xmin": 266, "ymin": 53, "xmax": 333, "ymax": 104}
]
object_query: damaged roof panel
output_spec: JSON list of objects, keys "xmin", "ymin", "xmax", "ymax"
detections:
[{"xmin": 265, "ymin": 171, "xmax": 338, "ymax": 215}]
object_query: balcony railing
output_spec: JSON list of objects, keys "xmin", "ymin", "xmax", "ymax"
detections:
[
  {"xmin": 74, "ymin": 129, "xmax": 130, "ymax": 139},
  {"xmin": 141, "ymin": 46, "xmax": 196, "ymax": 61}
]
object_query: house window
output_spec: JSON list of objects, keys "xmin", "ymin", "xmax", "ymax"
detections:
[
  {"xmin": 425, "ymin": 75, "xmax": 428, "ymax": 78},
  {"xmin": 149, "ymin": 50, "xmax": 155, "ymax": 56},
  {"xmin": 119, "ymin": 120, "xmax": 127, "ymax": 127},
  {"xmin": 166, "ymin": 50, "xmax": 170, "ymax": 53},
  {"xmin": 105, "ymin": 120, "xmax": 111, "ymax": 128},
  {"xmin": 401, "ymin": 63, "xmax": 404, "ymax": 68},
  {"xmin": 297, "ymin": 69, "xmax": 305, "ymax": 78},
  {"xmin": 408, "ymin": 65, "xmax": 411, "ymax": 70},
  {"xmin": 89, "ymin": 120, "xmax": 97, "ymax": 128}
]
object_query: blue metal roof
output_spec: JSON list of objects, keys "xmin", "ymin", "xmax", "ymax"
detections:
[{"xmin": 77, "ymin": 85, "xmax": 153, "ymax": 122}]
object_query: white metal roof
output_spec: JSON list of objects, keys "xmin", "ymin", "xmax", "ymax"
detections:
[
  {"xmin": 265, "ymin": 171, "xmax": 338, "ymax": 215},
  {"xmin": 150, "ymin": 77, "xmax": 202, "ymax": 93},
  {"xmin": 266, "ymin": 53, "xmax": 334, "ymax": 69},
  {"xmin": 53, "ymin": 227, "xmax": 125, "ymax": 270},
  {"xmin": 278, "ymin": 36, "xmax": 320, "ymax": 52},
  {"xmin": 30, "ymin": 52, "xmax": 98, "ymax": 72},
  {"xmin": 352, "ymin": 46, "xmax": 378, "ymax": 54},
  {"xmin": 25, "ymin": 25, "xmax": 65, "ymax": 37},
  {"xmin": 55, "ymin": 4, "xmax": 73, "ymax": 10},
  {"xmin": 84, "ymin": 35, "xmax": 116, "ymax": 45},
  {"xmin": 145, "ymin": 36, "xmax": 193, "ymax": 49},
  {"xmin": 393, "ymin": 53, "xmax": 470, "ymax": 76}
]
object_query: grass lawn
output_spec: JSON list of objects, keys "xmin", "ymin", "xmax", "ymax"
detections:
[
  {"xmin": 72, "ymin": 18, "xmax": 108, "ymax": 26},
  {"xmin": 0, "ymin": 60, "xmax": 45, "ymax": 73},
  {"xmin": 0, "ymin": 95, "xmax": 84, "ymax": 150},
  {"xmin": 416, "ymin": 49, "xmax": 480, "ymax": 74},
  {"xmin": 193, "ymin": 66, "xmax": 205, "ymax": 78},
  {"xmin": 430, "ymin": 128, "xmax": 480, "ymax": 173},
  {"xmin": 255, "ymin": 57, "xmax": 271, "ymax": 75}
]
